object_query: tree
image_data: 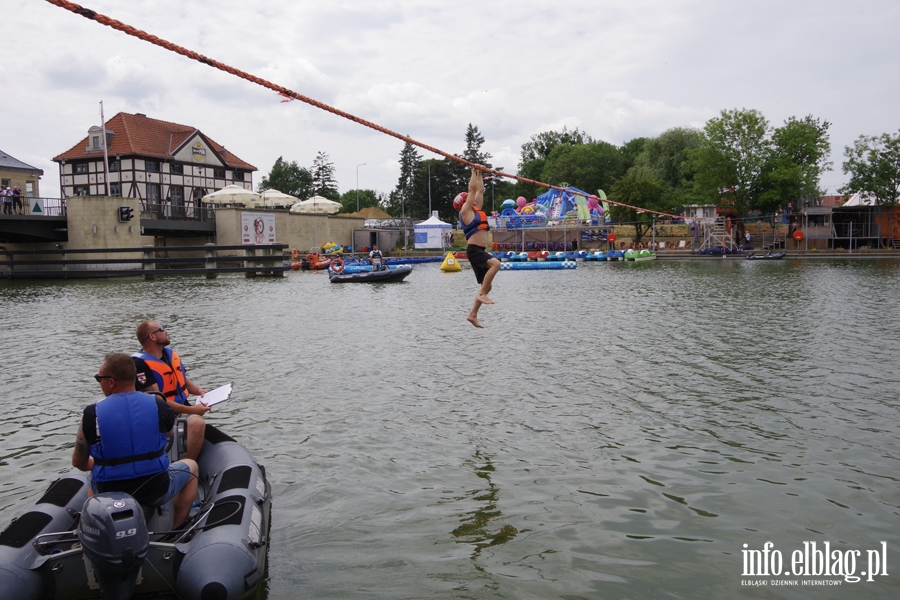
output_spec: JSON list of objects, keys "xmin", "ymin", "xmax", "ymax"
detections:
[
  {"xmin": 840, "ymin": 130, "xmax": 900, "ymax": 206},
  {"xmin": 311, "ymin": 151, "xmax": 339, "ymax": 201},
  {"xmin": 387, "ymin": 140, "xmax": 422, "ymax": 218},
  {"xmin": 540, "ymin": 141, "xmax": 626, "ymax": 197},
  {"xmin": 462, "ymin": 123, "xmax": 492, "ymax": 167},
  {"xmin": 610, "ymin": 166, "xmax": 673, "ymax": 242},
  {"xmin": 519, "ymin": 126, "xmax": 594, "ymax": 165},
  {"xmin": 257, "ymin": 156, "xmax": 314, "ymax": 199},
  {"xmin": 338, "ymin": 189, "xmax": 383, "ymax": 214},
  {"xmin": 687, "ymin": 108, "xmax": 772, "ymax": 215},
  {"xmin": 840, "ymin": 130, "xmax": 900, "ymax": 248},
  {"xmin": 634, "ymin": 127, "xmax": 706, "ymax": 196},
  {"xmin": 516, "ymin": 127, "xmax": 593, "ymax": 200},
  {"xmin": 759, "ymin": 116, "xmax": 831, "ymax": 215}
]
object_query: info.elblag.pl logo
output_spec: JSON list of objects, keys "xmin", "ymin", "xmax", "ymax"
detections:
[{"xmin": 742, "ymin": 542, "xmax": 889, "ymax": 585}]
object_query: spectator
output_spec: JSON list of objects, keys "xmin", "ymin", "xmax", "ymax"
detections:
[
  {"xmin": 12, "ymin": 186, "xmax": 23, "ymax": 214},
  {"xmin": 1, "ymin": 186, "xmax": 10, "ymax": 214}
]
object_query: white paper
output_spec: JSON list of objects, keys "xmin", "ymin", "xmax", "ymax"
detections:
[{"xmin": 198, "ymin": 382, "xmax": 233, "ymax": 407}]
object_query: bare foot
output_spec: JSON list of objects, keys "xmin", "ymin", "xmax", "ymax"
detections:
[
  {"xmin": 467, "ymin": 315, "xmax": 484, "ymax": 328},
  {"xmin": 476, "ymin": 293, "xmax": 494, "ymax": 305}
]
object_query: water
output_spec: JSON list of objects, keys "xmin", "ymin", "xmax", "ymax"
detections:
[{"xmin": 2, "ymin": 258, "xmax": 899, "ymax": 599}]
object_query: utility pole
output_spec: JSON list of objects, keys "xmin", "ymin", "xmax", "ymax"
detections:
[{"xmin": 356, "ymin": 163, "xmax": 366, "ymax": 213}]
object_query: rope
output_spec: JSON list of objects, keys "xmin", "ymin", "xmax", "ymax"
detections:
[{"xmin": 45, "ymin": 0, "xmax": 678, "ymax": 219}]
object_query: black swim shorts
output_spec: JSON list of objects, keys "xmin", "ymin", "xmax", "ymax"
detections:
[{"xmin": 466, "ymin": 244, "xmax": 493, "ymax": 284}]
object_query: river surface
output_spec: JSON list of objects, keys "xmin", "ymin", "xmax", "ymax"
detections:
[{"xmin": 2, "ymin": 258, "xmax": 899, "ymax": 599}]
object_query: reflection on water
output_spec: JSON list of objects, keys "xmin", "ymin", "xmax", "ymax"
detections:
[
  {"xmin": 451, "ymin": 450, "xmax": 519, "ymax": 560},
  {"xmin": 2, "ymin": 259, "xmax": 900, "ymax": 599}
]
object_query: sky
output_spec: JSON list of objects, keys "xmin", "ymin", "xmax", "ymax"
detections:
[{"xmin": 5, "ymin": 0, "xmax": 899, "ymax": 201}]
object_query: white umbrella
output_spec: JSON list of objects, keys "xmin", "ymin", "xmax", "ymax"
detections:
[
  {"xmin": 256, "ymin": 189, "xmax": 300, "ymax": 208},
  {"xmin": 201, "ymin": 184, "xmax": 261, "ymax": 205},
  {"xmin": 289, "ymin": 195, "xmax": 342, "ymax": 214}
]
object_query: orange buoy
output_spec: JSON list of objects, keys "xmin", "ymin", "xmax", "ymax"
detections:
[
  {"xmin": 331, "ymin": 257, "xmax": 345, "ymax": 273},
  {"xmin": 793, "ymin": 230, "xmax": 804, "ymax": 241},
  {"xmin": 290, "ymin": 261, "xmax": 301, "ymax": 270},
  {"xmin": 608, "ymin": 232, "xmax": 617, "ymax": 243}
]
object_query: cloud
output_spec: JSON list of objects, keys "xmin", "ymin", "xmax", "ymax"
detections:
[{"xmin": 7, "ymin": 0, "xmax": 900, "ymax": 198}]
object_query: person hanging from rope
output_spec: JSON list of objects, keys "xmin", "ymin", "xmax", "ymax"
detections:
[{"xmin": 454, "ymin": 168, "xmax": 501, "ymax": 328}]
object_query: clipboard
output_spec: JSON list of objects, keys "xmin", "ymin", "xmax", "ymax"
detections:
[{"xmin": 198, "ymin": 382, "xmax": 233, "ymax": 407}]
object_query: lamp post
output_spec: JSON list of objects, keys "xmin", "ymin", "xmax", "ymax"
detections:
[{"xmin": 356, "ymin": 163, "xmax": 366, "ymax": 213}]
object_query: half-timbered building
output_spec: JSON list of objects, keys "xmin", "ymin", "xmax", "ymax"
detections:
[{"xmin": 52, "ymin": 112, "xmax": 256, "ymax": 216}]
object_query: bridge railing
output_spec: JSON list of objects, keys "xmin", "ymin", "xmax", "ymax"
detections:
[
  {"xmin": 140, "ymin": 201, "xmax": 215, "ymax": 222},
  {"xmin": 0, "ymin": 243, "xmax": 287, "ymax": 280}
]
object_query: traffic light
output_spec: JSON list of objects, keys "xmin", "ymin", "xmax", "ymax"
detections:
[{"xmin": 118, "ymin": 206, "xmax": 134, "ymax": 222}]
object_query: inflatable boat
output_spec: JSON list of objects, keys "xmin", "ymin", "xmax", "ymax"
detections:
[
  {"xmin": 746, "ymin": 251, "xmax": 786, "ymax": 260},
  {"xmin": 330, "ymin": 264, "xmax": 413, "ymax": 283},
  {"xmin": 0, "ymin": 423, "xmax": 271, "ymax": 600}
]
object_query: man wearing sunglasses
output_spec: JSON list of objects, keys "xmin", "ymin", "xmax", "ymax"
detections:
[
  {"xmin": 72, "ymin": 353, "xmax": 199, "ymax": 528},
  {"xmin": 132, "ymin": 320, "xmax": 209, "ymax": 461}
]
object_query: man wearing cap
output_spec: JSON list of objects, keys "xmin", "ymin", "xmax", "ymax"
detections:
[{"xmin": 454, "ymin": 168, "xmax": 501, "ymax": 328}]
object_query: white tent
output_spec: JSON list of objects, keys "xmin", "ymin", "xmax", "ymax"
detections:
[
  {"xmin": 201, "ymin": 184, "xmax": 261, "ymax": 205},
  {"xmin": 289, "ymin": 195, "xmax": 342, "ymax": 214},
  {"xmin": 843, "ymin": 191, "xmax": 875, "ymax": 207},
  {"xmin": 414, "ymin": 212, "xmax": 452, "ymax": 249}
]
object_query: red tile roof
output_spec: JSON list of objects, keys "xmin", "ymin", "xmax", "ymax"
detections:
[{"xmin": 52, "ymin": 112, "xmax": 255, "ymax": 170}]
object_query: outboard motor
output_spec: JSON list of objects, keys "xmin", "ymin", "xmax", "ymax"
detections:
[{"xmin": 77, "ymin": 492, "xmax": 149, "ymax": 600}]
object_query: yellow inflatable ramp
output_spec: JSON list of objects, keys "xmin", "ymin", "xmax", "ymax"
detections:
[{"xmin": 440, "ymin": 252, "xmax": 462, "ymax": 272}]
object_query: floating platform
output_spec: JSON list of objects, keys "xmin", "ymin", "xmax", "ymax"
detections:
[{"xmin": 500, "ymin": 261, "xmax": 577, "ymax": 270}]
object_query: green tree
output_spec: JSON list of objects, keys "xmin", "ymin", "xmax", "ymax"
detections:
[
  {"xmin": 610, "ymin": 166, "xmax": 673, "ymax": 242},
  {"xmin": 338, "ymin": 189, "xmax": 383, "ymax": 214},
  {"xmin": 840, "ymin": 130, "xmax": 900, "ymax": 206},
  {"xmin": 516, "ymin": 126, "xmax": 593, "ymax": 200},
  {"xmin": 462, "ymin": 123, "xmax": 492, "ymax": 167},
  {"xmin": 759, "ymin": 116, "xmax": 831, "ymax": 215},
  {"xmin": 257, "ymin": 156, "xmax": 314, "ymax": 199},
  {"xmin": 389, "ymin": 140, "xmax": 422, "ymax": 218},
  {"xmin": 687, "ymin": 108, "xmax": 772, "ymax": 214},
  {"xmin": 540, "ymin": 141, "xmax": 625, "ymax": 196},
  {"xmin": 519, "ymin": 126, "xmax": 594, "ymax": 164},
  {"xmin": 311, "ymin": 151, "xmax": 339, "ymax": 200},
  {"xmin": 634, "ymin": 127, "xmax": 706, "ymax": 196},
  {"xmin": 840, "ymin": 130, "xmax": 900, "ymax": 248}
]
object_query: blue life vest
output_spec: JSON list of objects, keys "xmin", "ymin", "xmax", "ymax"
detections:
[
  {"xmin": 460, "ymin": 208, "xmax": 490, "ymax": 239},
  {"xmin": 133, "ymin": 347, "xmax": 188, "ymax": 404},
  {"xmin": 90, "ymin": 391, "xmax": 169, "ymax": 483}
]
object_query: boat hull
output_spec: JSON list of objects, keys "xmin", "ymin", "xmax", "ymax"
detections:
[
  {"xmin": 330, "ymin": 265, "xmax": 413, "ymax": 283},
  {"xmin": 0, "ymin": 424, "xmax": 271, "ymax": 600}
]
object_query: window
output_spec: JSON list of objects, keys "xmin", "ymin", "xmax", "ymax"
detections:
[
  {"xmin": 91, "ymin": 136, "xmax": 100, "ymax": 150},
  {"xmin": 169, "ymin": 186, "xmax": 184, "ymax": 204},
  {"xmin": 25, "ymin": 182, "xmax": 34, "ymax": 197},
  {"xmin": 108, "ymin": 160, "xmax": 120, "ymax": 172},
  {"xmin": 169, "ymin": 163, "xmax": 184, "ymax": 175},
  {"xmin": 109, "ymin": 182, "xmax": 121, "ymax": 197},
  {"xmin": 145, "ymin": 161, "xmax": 160, "ymax": 172},
  {"xmin": 233, "ymin": 171, "xmax": 244, "ymax": 181},
  {"xmin": 147, "ymin": 183, "xmax": 161, "ymax": 201},
  {"xmin": 1, "ymin": 179, "xmax": 9, "ymax": 187},
  {"xmin": 213, "ymin": 168, "xmax": 225, "ymax": 178},
  {"xmin": 74, "ymin": 185, "xmax": 89, "ymax": 196},
  {"xmin": 74, "ymin": 163, "xmax": 89, "ymax": 174}
]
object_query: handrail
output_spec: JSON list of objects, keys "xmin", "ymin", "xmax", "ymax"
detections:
[{"xmin": 1, "ymin": 244, "xmax": 289, "ymax": 280}]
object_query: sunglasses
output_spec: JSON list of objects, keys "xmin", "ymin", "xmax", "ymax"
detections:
[
  {"xmin": 94, "ymin": 374, "xmax": 115, "ymax": 383},
  {"xmin": 141, "ymin": 326, "xmax": 166, "ymax": 342}
]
